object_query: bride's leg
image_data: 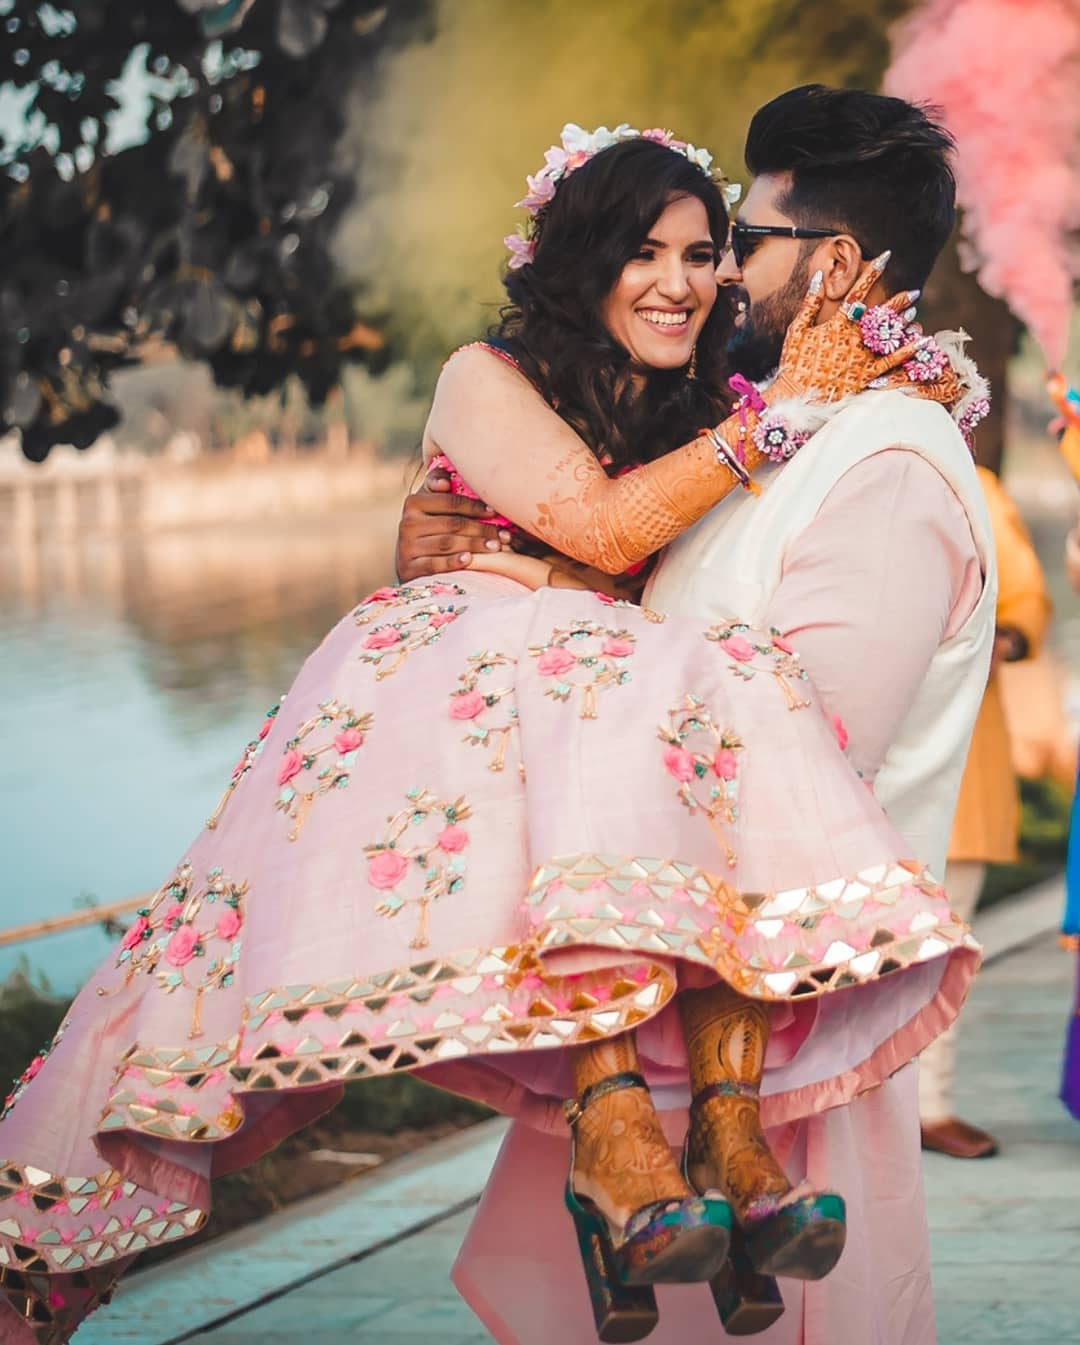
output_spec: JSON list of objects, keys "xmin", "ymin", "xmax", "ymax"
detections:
[
  {"xmin": 679, "ymin": 982, "xmax": 846, "ymax": 1282},
  {"xmin": 679, "ymin": 984, "xmax": 790, "ymax": 1216},
  {"xmin": 564, "ymin": 1033, "xmax": 732, "ymax": 1291},
  {"xmin": 569, "ymin": 1035, "xmax": 691, "ymax": 1226}
]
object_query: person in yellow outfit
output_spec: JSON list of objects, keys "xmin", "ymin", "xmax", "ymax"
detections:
[{"xmin": 920, "ymin": 464, "xmax": 1052, "ymax": 1158}]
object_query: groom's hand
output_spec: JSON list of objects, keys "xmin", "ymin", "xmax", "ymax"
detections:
[{"xmin": 395, "ymin": 468, "xmax": 513, "ymax": 580}]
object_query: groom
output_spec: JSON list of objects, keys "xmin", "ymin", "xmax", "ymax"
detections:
[{"xmin": 397, "ymin": 84, "xmax": 995, "ymax": 1344}]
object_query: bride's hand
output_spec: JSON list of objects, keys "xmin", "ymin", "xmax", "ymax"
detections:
[{"xmin": 774, "ymin": 252, "xmax": 927, "ymax": 404}]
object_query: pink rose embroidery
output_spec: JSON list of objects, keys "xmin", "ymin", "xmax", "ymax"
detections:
[
  {"xmin": 714, "ymin": 749, "xmax": 738, "ymax": 781},
  {"xmin": 449, "ymin": 690, "xmax": 486, "ymax": 720},
  {"xmin": 593, "ymin": 591, "xmax": 616, "ymax": 605},
  {"xmin": 772, "ymin": 635, "xmax": 795, "ymax": 655},
  {"xmin": 367, "ymin": 849, "xmax": 410, "ymax": 889},
  {"xmin": 431, "ymin": 583, "xmax": 459, "ymax": 595},
  {"xmin": 537, "ymin": 647, "xmax": 577, "ymax": 676},
  {"xmin": 277, "ymin": 748, "xmax": 304, "ymax": 786},
  {"xmin": 334, "ymin": 727, "xmax": 364, "ymax": 755},
  {"xmin": 427, "ymin": 611, "xmax": 456, "ymax": 628},
  {"xmin": 724, "ymin": 636, "xmax": 755, "ymax": 662},
  {"xmin": 258, "ymin": 716, "xmax": 275, "ymax": 740},
  {"xmin": 364, "ymin": 627, "xmax": 402, "ymax": 650},
  {"xmin": 24, "ymin": 1055, "xmax": 46, "ymax": 1083},
  {"xmin": 663, "ymin": 745, "xmax": 696, "ymax": 782},
  {"xmin": 216, "ymin": 908, "xmax": 242, "ymax": 940},
  {"xmin": 437, "ymin": 825, "xmax": 469, "ymax": 853},
  {"xmin": 601, "ymin": 638, "xmax": 635, "ymax": 658},
  {"xmin": 833, "ymin": 716, "xmax": 849, "ymax": 752},
  {"xmin": 121, "ymin": 915, "xmax": 150, "ymax": 951},
  {"xmin": 231, "ymin": 754, "xmax": 249, "ymax": 779},
  {"xmin": 164, "ymin": 925, "xmax": 199, "ymax": 966},
  {"xmin": 365, "ymin": 586, "xmax": 399, "ymax": 603},
  {"xmin": 162, "ymin": 902, "xmax": 185, "ymax": 927}
]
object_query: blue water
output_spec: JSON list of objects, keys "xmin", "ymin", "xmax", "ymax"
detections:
[{"xmin": 0, "ymin": 519, "xmax": 395, "ymax": 993}]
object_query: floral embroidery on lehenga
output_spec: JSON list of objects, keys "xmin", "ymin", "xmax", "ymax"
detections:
[
  {"xmin": 365, "ymin": 789, "xmax": 471, "ymax": 949},
  {"xmin": 705, "ymin": 622, "xmax": 811, "ymax": 711},
  {"xmin": 113, "ymin": 862, "xmax": 247, "ymax": 1038},
  {"xmin": 659, "ymin": 694, "xmax": 744, "ymax": 867},
  {"xmin": 353, "ymin": 582, "xmax": 469, "ymax": 680},
  {"xmin": 206, "ymin": 700, "xmax": 282, "ymax": 829},
  {"xmin": 275, "ymin": 699, "xmax": 373, "ymax": 840},
  {"xmin": 528, "ymin": 619, "xmax": 636, "ymax": 719},
  {"xmin": 448, "ymin": 651, "xmax": 519, "ymax": 773}
]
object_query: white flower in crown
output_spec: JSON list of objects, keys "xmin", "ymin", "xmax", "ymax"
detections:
[
  {"xmin": 684, "ymin": 143, "xmax": 714, "ymax": 174},
  {"xmin": 722, "ymin": 182, "xmax": 742, "ymax": 207}
]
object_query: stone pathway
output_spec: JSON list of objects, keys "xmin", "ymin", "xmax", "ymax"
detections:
[{"xmin": 83, "ymin": 914, "xmax": 1080, "ymax": 1345}]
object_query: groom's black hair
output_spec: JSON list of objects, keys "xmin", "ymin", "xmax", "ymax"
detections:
[{"xmin": 744, "ymin": 84, "xmax": 956, "ymax": 292}]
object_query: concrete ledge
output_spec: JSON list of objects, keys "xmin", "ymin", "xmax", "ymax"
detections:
[{"xmin": 75, "ymin": 1119, "xmax": 509, "ymax": 1344}]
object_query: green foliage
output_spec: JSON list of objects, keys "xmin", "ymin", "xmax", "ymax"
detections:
[
  {"xmin": 338, "ymin": 1071, "xmax": 491, "ymax": 1132},
  {"xmin": 0, "ymin": 973, "xmax": 69, "ymax": 1095},
  {"xmin": 981, "ymin": 775, "xmax": 1072, "ymax": 909}
]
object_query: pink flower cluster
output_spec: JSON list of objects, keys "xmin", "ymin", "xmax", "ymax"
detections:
[
  {"xmin": 858, "ymin": 305, "xmax": 907, "ymax": 356},
  {"xmin": 751, "ymin": 411, "xmax": 810, "ymax": 463},
  {"xmin": 903, "ymin": 338, "xmax": 949, "ymax": 383}
]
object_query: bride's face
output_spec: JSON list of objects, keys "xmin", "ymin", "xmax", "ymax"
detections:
[{"xmin": 600, "ymin": 194, "xmax": 718, "ymax": 371}]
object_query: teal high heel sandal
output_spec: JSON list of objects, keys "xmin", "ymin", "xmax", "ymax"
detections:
[
  {"xmin": 564, "ymin": 1071, "xmax": 732, "ymax": 1335},
  {"xmin": 690, "ymin": 1081, "xmax": 846, "ymax": 1285},
  {"xmin": 682, "ymin": 1089, "xmax": 785, "ymax": 1336}
]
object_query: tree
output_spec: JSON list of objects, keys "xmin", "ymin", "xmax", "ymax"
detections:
[{"xmin": 0, "ymin": 0, "xmax": 434, "ymax": 461}]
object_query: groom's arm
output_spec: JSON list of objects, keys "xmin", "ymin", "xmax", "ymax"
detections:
[{"xmin": 766, "ymin": 448, "xmax": 985, "ymax": 783}]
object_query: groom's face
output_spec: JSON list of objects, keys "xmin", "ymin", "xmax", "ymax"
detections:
[{"xmin": 717, "ymin": 173, "xmax": 818, "ymax": 382}]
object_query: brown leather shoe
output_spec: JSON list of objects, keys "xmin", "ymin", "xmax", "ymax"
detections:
[{"xmin": 920, "ymin": 1117, "xmax": 999, "ymax": 1159}]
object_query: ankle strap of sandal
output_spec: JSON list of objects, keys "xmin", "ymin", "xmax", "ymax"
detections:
[
  {"xmin": 563, "ymin": 1071, "xmax": 648, "ymax": 1128},
  {"xmin": 690, "ymin": 1079, "xmax": 760, "ymax": 1112}
]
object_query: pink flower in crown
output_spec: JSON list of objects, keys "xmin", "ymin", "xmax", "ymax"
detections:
[
  {"xmin": 641, "ymin": 128, "xmax": 674, "ymax": 146},
  {"xmin": 504, "ymin": 234, "xmax": 536, "ymax": 271},
  {"xmin": 277, "ymin": 748, "xmax": 304, "ymax": 786},
  {"xmin": 449, "ymin": 690, "xmax": 486, "ymax": 720},
  {"xmin": 832, "ymin": 716, "xmax": 849, "ymax": 752},
  {"xmin": 437, "ymin": 825, "xmax": 469, "ymax": 853},
  {"xmin": 713, "ymin": 749, "xmax": 739, "ymax": 781},
  {"xmin": 663, "ymin": 744, "xmax": 696, "ymax": 782},
  {"xmin": 858, "ymin": 305, "xmax": 906, "ymax": 356},
  {"xmin": 164, "ymin": 924, "xmax": 199, "ymax": 967},
  {"xmin": 364, "ymin": 627, "xmax": 402, "ymax": 650},
  {"xmin": 724, "ymin": 635, "xmax": 756, "ymax": 663},
  {"xmin": 601, "ymin": 637, "xmax": 635, "ymax": 658},
  {"xmin": 121, "ymin": 915, "xmax": 150, "ymax": 951},
  {"xmin": 544, "ymin": 145, "xmax": 570, "ymax": 175},
  {"xmin": 537, "ymin": 646, "xmax": 577, "ymax": 676},
  {"xmin": 334, "ymin": 727, "xmax": 364, "ymax": 755},
  {"xmin": 516, "ymin": 171, "xmax": 557, "ymax": 213},
  {"xmin": 216, "ymin": 907, "xmax": 242, "ymax": 941},
  {"xmin": 367, "ymin": 849, "xmax": 410, "ymax": 890},
  {"xmin": 365, "ymin": 586, "xmax": 399, "ymax": 604}
]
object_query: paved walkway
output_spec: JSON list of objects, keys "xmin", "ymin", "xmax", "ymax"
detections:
[{"xmin": 82, "ymin": 895, "xmax": 1080, "ymax": 1345}]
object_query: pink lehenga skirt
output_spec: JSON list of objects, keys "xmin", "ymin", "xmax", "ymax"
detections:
[{"xmin": 0, "ymin": 576, "xmax": 979, "ymax": 1343}]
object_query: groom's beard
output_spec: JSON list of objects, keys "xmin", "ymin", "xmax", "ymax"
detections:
[{"xmin": 726, "ymin": 268, "xmax": 810, "ymax": 383}]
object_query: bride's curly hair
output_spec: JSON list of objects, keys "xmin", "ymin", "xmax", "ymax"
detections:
[{"xmin": 494, "ymin": 138, "xmax": 733, "ymax": 472}]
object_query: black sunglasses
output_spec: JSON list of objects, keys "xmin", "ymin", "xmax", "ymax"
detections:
[{"xmin": 724, "ymin": 222, "xmax": 865, "ymax": 270}]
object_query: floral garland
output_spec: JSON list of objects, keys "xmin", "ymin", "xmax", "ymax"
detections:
[{"xmin": 505, "ymin": 122, "xmax": 741, "ymax": 270}]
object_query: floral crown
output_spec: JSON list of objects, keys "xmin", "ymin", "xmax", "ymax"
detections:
[{"xmin": 504, "ymin": 122, "xmax": 742, "ymax": 270}]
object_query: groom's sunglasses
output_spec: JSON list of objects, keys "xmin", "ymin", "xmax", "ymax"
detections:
[{"xmin": 724, "ymin": 222, "xmax": 864, "ymax": 270}]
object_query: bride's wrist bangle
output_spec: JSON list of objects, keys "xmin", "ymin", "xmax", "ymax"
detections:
[{"xmin": 703, "ymin": 427, "xmax": 756, "ymax": 492}]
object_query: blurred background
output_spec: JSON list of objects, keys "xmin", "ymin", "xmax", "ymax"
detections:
[{"xmin": 0, "ymin": 0, "xmax": 1077, "ymax": 1120}]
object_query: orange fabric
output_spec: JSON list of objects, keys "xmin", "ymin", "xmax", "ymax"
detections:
[{"xmin": 948, "ymin": 467, "xmax": 1052, "ymax": 863}]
